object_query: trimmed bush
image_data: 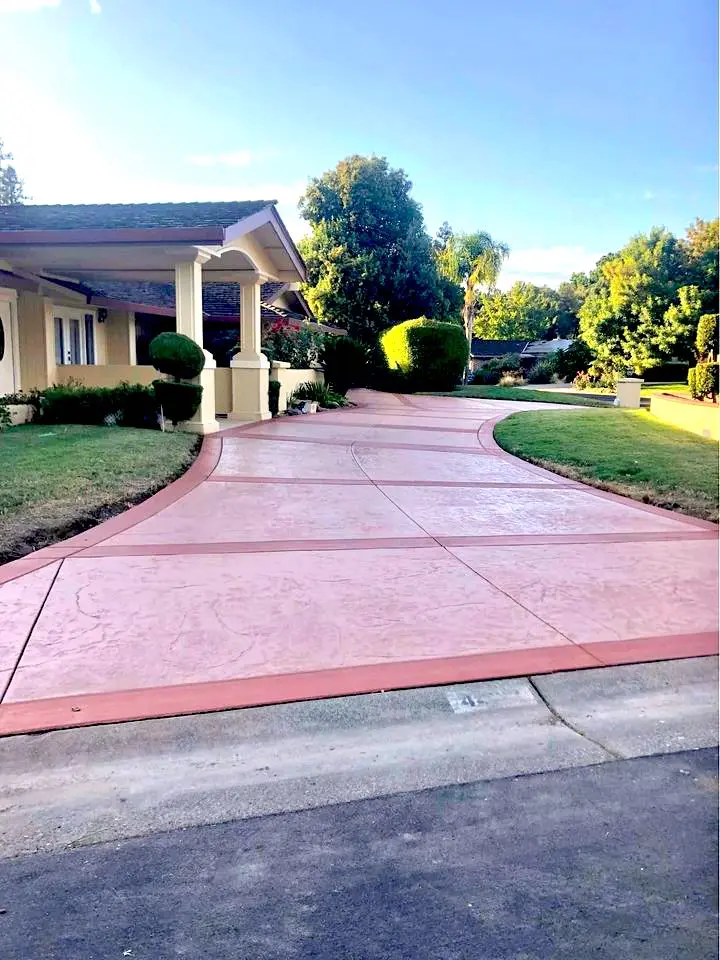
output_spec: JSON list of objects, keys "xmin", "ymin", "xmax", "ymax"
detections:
[
  {"xmin": 37, "ymin": 381, "xmax": 159, "ymax": 427},
  {"xmin": 526, "ymin": 359, "xmax": 556, "ymax": 384},
  {"xmin": 149, "ymin": 332, "xmax": 205, "ymax": 380},
  {"xmin": 471, "ymin": 366, "xmax": 502, "ymax": 385},
  {"xmin": 268, "ymin": 379, "xmax": 281, "ymax": 417},
  {"xmin": 321, "ymin": 336, "xmax": 368, "ymax": 395},
  {"xmin": 152, "ymin": 380, "xmax": 203, "ymax": 424},
  {"xmin": 696, "ymin": 314, "xmax": 718, "ymax": 359},
  {"xmin": 380, "ymin": 318, "xmax": 467, "ymax": 392},
  {"xmin": 688, "ymin": 362, "xmax": 719, "ymax": 401}
]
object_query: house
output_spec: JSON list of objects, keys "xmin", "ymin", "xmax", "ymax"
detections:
[
  {"xmin": 470, "ymin": 337, "xmax": 574, "ymax": 371},
  {"xmin": 0, "ymin": 201, "xmax": 318, "ymax": 431}
]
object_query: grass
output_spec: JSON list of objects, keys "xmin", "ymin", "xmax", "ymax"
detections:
[
  {"xmin": 640, "ymin": 381, "xmax": 690, "ymax": 397},
  {"xmin": 0, "ymin": 424, "xmax": 199, "ymax": 563},
  {"xmin": 429, "ymin": 385, "xmax": 609, "ymax": 407},
  {"xmin": 494, "ymin": 408, "xmax": 719, "ymax": 522}
]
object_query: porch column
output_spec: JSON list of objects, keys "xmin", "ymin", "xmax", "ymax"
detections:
[
  {"xmin": 229, "ymin": 277, "xmax": 270, "ymax": 421},
  {"xmin": 174, "ymin": 256, "xmax": 218, "ymax": 435}
]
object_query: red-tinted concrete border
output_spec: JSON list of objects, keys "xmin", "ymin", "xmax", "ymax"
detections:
[
  {"xmin": 0, "ymin": 434, "xmax": 224, "ymax": 586},
  {"xmin": 0, "ymin": 631, "xmax": 716, "ymax": 737},
  {"xmin": 481, "ymin": 414, "xmax": 720, "ymax": 530}
]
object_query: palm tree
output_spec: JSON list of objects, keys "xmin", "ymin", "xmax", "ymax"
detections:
[{"xmin": 436, "ymin": 229, "xmax": 510, "ymax": 379}]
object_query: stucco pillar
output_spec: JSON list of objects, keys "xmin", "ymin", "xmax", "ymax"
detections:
[
  {"xmin": 229, "ymin": 278, "xmax": 270, "ymax": 421},
  {"xmin": 174, "ymin": 256, "xmax": 218, "ymax": 434}
]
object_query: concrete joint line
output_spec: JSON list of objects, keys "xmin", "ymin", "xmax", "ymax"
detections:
[{"xmin": 527, "ymin": 675, "xmax": 625, "ymax": 761}]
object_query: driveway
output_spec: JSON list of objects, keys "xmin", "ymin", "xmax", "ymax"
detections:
[{"xmin": 0, "ymin": 390, "xmax": 717, "ymax": 734}]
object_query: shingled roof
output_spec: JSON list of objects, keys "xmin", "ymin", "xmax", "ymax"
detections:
[{"xmin": 0, "ymin": 201, "xmax": 274, "ymax": 231}]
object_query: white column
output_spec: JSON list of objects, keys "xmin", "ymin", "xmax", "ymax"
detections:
[
  {"xmin": 229, "ymin": 277, "xmax": 270, "ymax": 421},
  {"xmin": 173, "ymin": 255, "xmax": 218, "ymax": 435}
]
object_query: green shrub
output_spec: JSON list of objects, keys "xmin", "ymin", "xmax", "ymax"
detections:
[
  {"xmin": 554, "ymin": 340, "xmax": 594, "ymax": 381},
  {"xmin": 152, "ymin": 380, "xmax": 203, "ymax": 424},
  {"xmin": 696, "ymin": 314, "xmax": 718, "ymax": 360},
  {"xmin": 268, "ymin": 379, "xmax": 281, "ymax": 417},
  {"xmin": 149, "ymin": 332, "xmax": 205, "ymax": 380},
  {"xmin": 526, "ymin": 360, "xmax": 556, "ymax": 384},
  {"xmin": 380, "ymin": 318, "xmax": 466, "ymax": 392},
  {"xmin": 321, "ymin": 336, "xmax": 368, "ymax": 395},
  {"xmin": 289, "ymin": 381, "xmax": 350, "ymax": 408},
  {"xmin": 262, "ymin": 320, "xmax": 325, "ymax": 368},
  {"xmin": 471, "ymin": 366, "xmax": 501, "ymax": 385},
  {"xmin": 689, "ymin": 362, "xmax": 719, "ymax": 401},
  {"xmin": 0, "ymin": 404, "xmax": 10, "ymax": 430},
  {"xmin": 37, "ymin": 381, "xmax": 159, "ymax": 427}
]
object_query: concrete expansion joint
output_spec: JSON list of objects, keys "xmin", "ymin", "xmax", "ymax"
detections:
[{"xmin": 527, "ymin": 675, "xmax": 626, "ymax": 761}]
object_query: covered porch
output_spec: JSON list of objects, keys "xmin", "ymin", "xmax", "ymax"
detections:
[{"xmin": 0, "ymin": 201, "xmax": 308, "ymax": 432}]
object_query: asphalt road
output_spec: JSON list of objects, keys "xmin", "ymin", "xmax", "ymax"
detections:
[{"xmin": 1, "ymin": 748, "xmax": 716, "ymax": 960}]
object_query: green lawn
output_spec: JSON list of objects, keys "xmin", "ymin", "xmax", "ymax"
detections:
[
  {"xmin": 640, "ymin": 381, "xmax": 690, "ymax": 397},
  {"xmin": 494, "ymin": 408, "xmax": 718, "ymax": 522},
  {"xmin": 0, "ymin": 425, "xmax": 198, "ymax": 563},
  {"xmin": 429, "ymin": 385, "xmax": 609, "ymax": 407}
]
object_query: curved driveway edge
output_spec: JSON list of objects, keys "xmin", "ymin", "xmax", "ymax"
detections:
[{"xmin": 0, "ymin": 389, "xmax": 717, "ymax": 735}]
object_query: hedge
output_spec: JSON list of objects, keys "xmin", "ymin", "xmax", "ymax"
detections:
[
  {"xmin": 37, "ymin": 381, "xmax": 159, "ymax": 427},
  {"xmin": 321, "ymin": 336, "xmax": 368, "ymax": 395},
  {"xmin": 696, "ymin": 314, "xmax": 718, "ymax": 359},
  {"xmin": 688, "ymin": 362, "xmax": 719, "ymax": 401},
  {"xmin": 380, "ymin": 318, "xmax": 467, "ymax": 392}
]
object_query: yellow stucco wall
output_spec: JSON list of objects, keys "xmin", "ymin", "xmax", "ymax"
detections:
[
  {"xmin": 55, "ymin": 365, "xmax": 158, "ymax": 387},
  {"xmin": 104, "ymin": 309, "xmax": 136, "ymax": 365},
  {"xmin": 215, "ymin": 367, "xmax": 232, "ymax": 415},
  {"xmin": 650, "ymin": 393, "xmax": 720, "ymax": 441},
  {"xmin": 17, "ymin": 292, "xmax": 55, "ymax": 390},
  {"xmin": 271, "ymin": 365, "xmax": 324, "ymax": 413}
]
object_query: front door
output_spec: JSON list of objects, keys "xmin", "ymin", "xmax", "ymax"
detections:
[{"xmin": 0, "ymin": 298, "xmax": 17, "ymax": 395}]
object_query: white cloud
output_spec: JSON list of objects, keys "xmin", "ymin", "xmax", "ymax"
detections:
[
  {"xmin": 497, "ymin": 246, "xmax": 601, "ymax": 291},
  {"xmin": 89, "ymin": 0, "xmax": 101, "ymax": 12},
  {"xmin": 642, "ymin": 189, "xmax": 656, "ymax": 201},
  {"xmin": 0, "ymin": 0, "xmax": 60, "ymax": 10}
]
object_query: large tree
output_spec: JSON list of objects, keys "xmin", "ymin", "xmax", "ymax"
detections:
[
  {"xmin": 679, "ymin": 217, "xmax": 719, "ymax": 312},
  {"xmin": 298, "ymin": 156, "xmax": 445, "ymax": 342},
  {"xmin": 578, "ymin": 227, "xmax": 700, "ymax": 374},
  {"xmin": 0, "ymin": 139, "xmax": 25, "ymax": 204},
  {"xmin": 474, "ymin": 281, "xmax": 559, "ymax": 340}
]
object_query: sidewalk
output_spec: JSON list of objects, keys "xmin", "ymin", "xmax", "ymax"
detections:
[{"xmin": 0, "ymin": 390, "xmax": 717, "ymax": 735}]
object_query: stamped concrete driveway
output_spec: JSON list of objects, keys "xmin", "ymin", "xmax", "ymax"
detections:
[{"xmin": 0, "ymin": 390, "xmax": 717, "ymax": 735}]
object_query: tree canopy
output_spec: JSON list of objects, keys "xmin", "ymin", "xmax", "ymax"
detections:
[
  {"xmin": 577, "ymin": 226, "xmax": 707, "ymax": 374},
  {"xmin": 298, "ymin": 156, "xmax": 449, "ymax": 342},
  {"xmin": 0, "ymin": 139, "xmax": 25, "ymax": 205},
  {"xmin": 474, "ymin": 281, "xmax": 560, "ymax": 340}
]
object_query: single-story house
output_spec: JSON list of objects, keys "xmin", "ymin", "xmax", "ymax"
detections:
[
  {"xmin": 470, "ymin": 338, "xmax": 574, "ymax": 370},
  {"xmin": 0, "ymin": 201, "xmax": 329, "ymax": 430}
]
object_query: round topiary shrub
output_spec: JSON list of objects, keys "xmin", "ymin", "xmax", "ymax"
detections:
[
  {"xmin": 380, "ymin": 318, "xmax": 467, "ymax": 392},
  {"xmin": 152, "ymin": 380, "xmax": 203, "ymax": 425},
  {"xmin": 149, "ymin": 332, "xmax": 205, "ymax": 380}
]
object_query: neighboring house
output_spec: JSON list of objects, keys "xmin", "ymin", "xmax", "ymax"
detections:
[
  {"xmin": 0, "ymin": 201, "xmax": 314, "ymax": 429},
  {"xmin": 470, "ymin": 337, "xmax": 574, "ymax": 370}
]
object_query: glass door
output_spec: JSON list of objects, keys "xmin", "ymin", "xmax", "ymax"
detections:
[{"xmin": 54, "ymin": 310, "xmax": 96, "ymax": 365}]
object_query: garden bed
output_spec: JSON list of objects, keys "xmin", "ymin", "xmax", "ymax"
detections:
[
  {"xmin": 494, "ymin": 408, "xmax": 718, "ymax": 523},
  {"xmin": 0, "ymin": 425, "xmax": 198, "ymax": 563}
]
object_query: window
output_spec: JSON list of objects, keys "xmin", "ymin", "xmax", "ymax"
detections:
[
  {"xmin": 84, "ymin": 314, "xmax": 95, "ymax": 364},
  {"xmin": 54, "ymin": 317, "xmax": 65, "ymax": 365},
  {"xmin": 53, "ymin": 310, "xmax": 97, "ymax": 365}
]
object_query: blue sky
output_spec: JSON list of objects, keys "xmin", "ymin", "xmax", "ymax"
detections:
[{"xmin": 0, "ymin": 0, "xmax": 717, "ymax": 287}]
